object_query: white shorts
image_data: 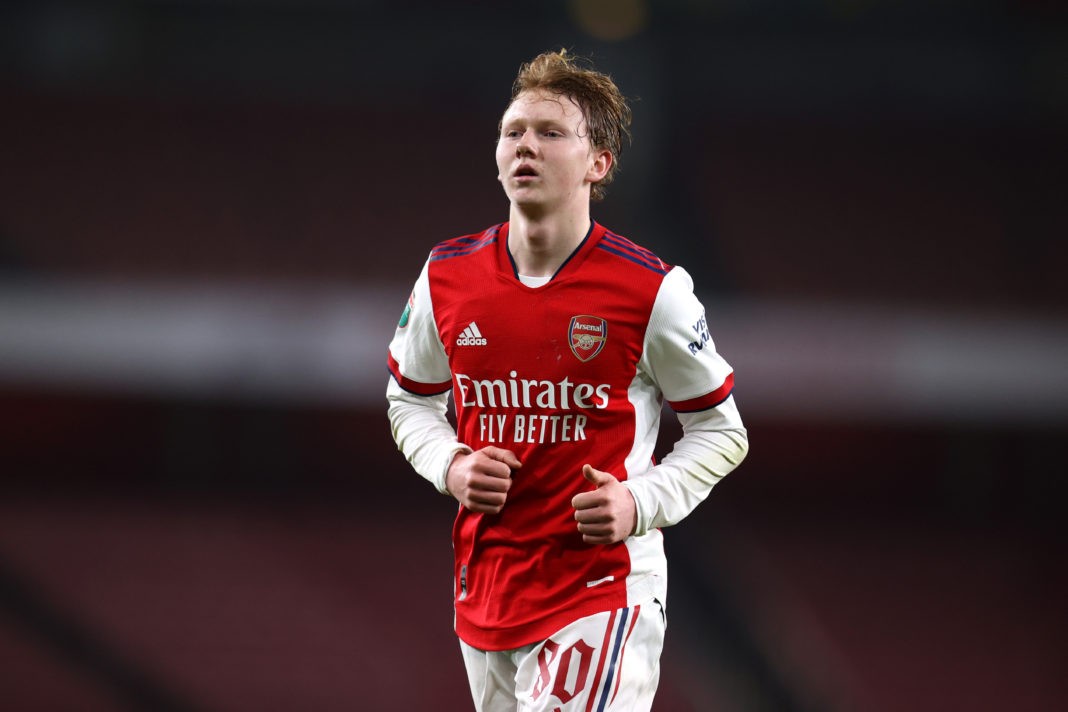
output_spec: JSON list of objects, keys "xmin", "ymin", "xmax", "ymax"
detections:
[{"xmin": 459, "ymin": 600, "xmax": 666, "ymax": 712}]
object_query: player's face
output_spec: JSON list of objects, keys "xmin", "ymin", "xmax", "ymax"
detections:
[{"xmin": 496, "ymin": 89, "xmax": 611, "ymax": 212}]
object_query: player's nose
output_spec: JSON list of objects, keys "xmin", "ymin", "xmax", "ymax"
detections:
[{"xmin": 516, "ymin": 131, "xmax": 537, "ymax": 157}]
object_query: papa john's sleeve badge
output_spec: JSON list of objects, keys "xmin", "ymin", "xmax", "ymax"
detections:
[{"xmin": 568, "ymin": 315, "xmax": 607, "ymax": 362}]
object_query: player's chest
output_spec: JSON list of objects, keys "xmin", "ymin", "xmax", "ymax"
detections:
[{"xmin": 434, "ymin": 282, "xmax": 649, "ymax": 379}]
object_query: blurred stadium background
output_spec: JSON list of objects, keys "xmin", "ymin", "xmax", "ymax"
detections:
[{"xmin": 1, "ymin": 1, "xmax": 1066, "ymax": 710}]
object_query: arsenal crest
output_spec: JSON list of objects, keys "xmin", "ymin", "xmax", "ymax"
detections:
[{"xmin": 569, "ymin": 315, "xmax": 607, "ymax": 362}]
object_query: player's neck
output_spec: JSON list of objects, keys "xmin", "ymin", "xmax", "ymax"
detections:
[{"xmin": 507, "ymin": 207, "xmax": 592, "ymax": 278}]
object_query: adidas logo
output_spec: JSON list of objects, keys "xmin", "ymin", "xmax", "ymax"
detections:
[{"xmin": 456, "ymin": 322, "xmax": 488, "ymax": 347}]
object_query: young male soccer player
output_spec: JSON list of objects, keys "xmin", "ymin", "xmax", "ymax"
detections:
[{"xmin": 387, "ymin": 50, "xmax": 748, "ymax": 711}]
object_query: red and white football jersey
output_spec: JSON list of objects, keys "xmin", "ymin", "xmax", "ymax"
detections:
[{"xmin": 387, "ymin": 221, "xmax": 745, "ymax": 651}]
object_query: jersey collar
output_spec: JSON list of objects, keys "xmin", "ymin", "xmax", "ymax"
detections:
[{"xmin": 499, "ymin": 221, "xmax": 607, "ymax": 286}]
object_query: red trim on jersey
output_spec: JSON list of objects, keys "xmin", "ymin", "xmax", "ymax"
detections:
[
  {"xmin": 669, "ymin": 372, "xmax": 735, "ymax": 413},
  {"xmin": 387, "ymin": 352, "xmax": 452, "ymax": 396}
]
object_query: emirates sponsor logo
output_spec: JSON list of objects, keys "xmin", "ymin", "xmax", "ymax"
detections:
[
  {"xmin": 455, "ymin": 370, "xmax": 613, "ymax": 444},
  {"xmin": 455, "ymin": 371, "xmax": 610, "ymax": 410}
]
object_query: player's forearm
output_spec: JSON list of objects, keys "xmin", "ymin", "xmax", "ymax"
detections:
[
  {"xmin": 387, "ymin": 379, "xmax": 471, "ymax": 494},
  {"xmin": 624, "ymin": 422, "xmax": 748, "ymax": 535}
]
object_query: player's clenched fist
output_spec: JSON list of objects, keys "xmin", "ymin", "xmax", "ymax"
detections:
[
  {"xmin": 446, "ymin": 447, "xmax": 523, "ymax": 514},
  {"xmin": 572, "ymin": 464, "xmax": 637, "ymax": 545}
]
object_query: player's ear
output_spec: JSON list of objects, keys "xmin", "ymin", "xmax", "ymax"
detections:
[{"xmin": 587, "ymin": 149, "xmax": 612, "ymax": 184}]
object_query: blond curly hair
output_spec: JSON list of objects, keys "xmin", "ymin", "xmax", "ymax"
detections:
[{"xmin": 507, "ymin": 50, "xmax": 632, "ymax": 202}]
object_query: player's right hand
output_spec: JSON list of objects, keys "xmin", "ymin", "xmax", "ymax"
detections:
[{"xmin": 445, "ymin": 447, "xmax": 522, "ymax": 515}]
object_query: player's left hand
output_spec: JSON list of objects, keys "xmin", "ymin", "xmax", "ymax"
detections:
[{"xmin": 572, "ymin": 464, "xmax": 637, "ymax": 545}]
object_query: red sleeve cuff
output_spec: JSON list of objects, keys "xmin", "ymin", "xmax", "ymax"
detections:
[
  {"xmin": 668, "ymin": 372, "xmax": 734, "ymax": 413},
  {"xmin": 388, "ymin": 353, "xmax": 452, "ymax": 396}
]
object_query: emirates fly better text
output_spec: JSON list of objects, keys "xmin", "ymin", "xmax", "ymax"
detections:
[{"xmin": 454, "ymin": 371, "xmax": 611, "ymax": 444}]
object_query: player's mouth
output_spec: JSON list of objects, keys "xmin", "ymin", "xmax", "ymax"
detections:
[{"xmin": 513, "ymin": 164, "xmax": 539, "ymax": 181}]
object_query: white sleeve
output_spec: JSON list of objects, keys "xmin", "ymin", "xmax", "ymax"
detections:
[
  {"xmin": 387, "ymin": 379, "xmax": 472, "ymax": 494},
  {"xmin": 385, "ymin": 259, "xmax": 471, "ymax": 494},
  {"xmin": 387, "ymin": 260, "xmax": 452, "ymax": 390},
  {"xmin": 624, "ymin": 267, "xmax": 749, "ymax": 535}
]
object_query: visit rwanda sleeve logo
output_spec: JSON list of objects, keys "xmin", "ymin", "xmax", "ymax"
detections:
[
  {"xmin": 568, "ymin": 315, "xmax": 607, "ymax": 362},
  {"xmin": 398, "ymin": 292, "xmax": 414, "ymax": 328}
]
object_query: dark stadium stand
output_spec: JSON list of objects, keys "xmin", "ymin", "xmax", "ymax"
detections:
[{"xmin": 1, "ymin": 2, "xmax": 1066, "ymax": 710}]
